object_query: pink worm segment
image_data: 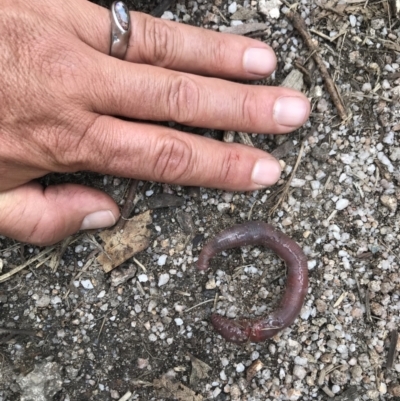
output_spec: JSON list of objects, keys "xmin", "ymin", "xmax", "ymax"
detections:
[{"xmin": 197, "ymin": 221, "xmax": 308, "ymax": 344}]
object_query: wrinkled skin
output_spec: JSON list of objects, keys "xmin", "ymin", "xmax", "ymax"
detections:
[{"xmin": 0, "ymin": 0, "xmax": 310, "ymax": 245}]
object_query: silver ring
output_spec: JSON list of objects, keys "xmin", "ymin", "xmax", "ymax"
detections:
[{"xmin": 110, "ymin": 1, "xmax": 131, "ymax": 59}]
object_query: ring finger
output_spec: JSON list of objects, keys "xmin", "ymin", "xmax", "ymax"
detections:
[{"xmin": 74, "ymin": 0, "xmax": 277, "ymax": 79}]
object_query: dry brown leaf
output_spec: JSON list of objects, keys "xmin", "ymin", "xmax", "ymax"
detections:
[
  {"xmin": 153, "ymin": 376, "xmax": 203, "ymax": 401},
  {"xmin": 189, "ymin": 354, "xmax": 212, "ymax": 386},
  {"xmin": 96, "ymin": 210, "xmax": 152, "ymax": 272}
]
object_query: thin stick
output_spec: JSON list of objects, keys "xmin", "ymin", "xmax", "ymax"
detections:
[
  {"xmin": 0, "ymin": 247, "xmax": 55, "ymax": 284},
  {"xmin": 0, "ymin": 328, "xmax": 37, "ymax": 337},
  {"xmin": 133, "ymin": 257, "xmax": 147, "ymax": 272},
  {"xmin": 287, "ymin": 12, "xmax": 348, "ymax": 121},
  {"xmin": 115, "ymin": 180, "xmax": 138, "ymax": 231},
  {"xmin": 184, "ymin": 299, "xmax": 215, "ymax": 313},
  {"xmin": 365, "ymin": 288, "xmax": 372, "ymax": 322},
  {"xmin": 269, "ymin": 141, "xmax": 305, "ymax": 216},
  {"xmin": 386, "ymin": 329, "xmax": 398, "ymax": 369},
  {"xmin": 97, "ymin": 313, "xmax": 109, "ymax": 341}
]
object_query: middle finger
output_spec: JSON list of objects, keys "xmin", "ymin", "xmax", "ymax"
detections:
[{"xmin": 88, "ymin": 56, "xmax": 310, "ymax": 134}]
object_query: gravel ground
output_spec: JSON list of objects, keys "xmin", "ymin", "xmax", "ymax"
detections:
[{"xmin": 1, "ymin": 0, "xmax": 400, "ymax": 400}]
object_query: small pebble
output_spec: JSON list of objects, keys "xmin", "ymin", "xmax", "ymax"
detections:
[
  {"xmin": 158, "ymin": 273, "xmax": 170, "ymax": 287},
  {"xmin": 380, "ymin": 194, "xmax": 397, "ymax": 212},
  {"xmin": 336, "ymin": 199, "xmax": 349, "ymax": 210},
  {"xmin": 228, "ymin": 2, "xmax": 237, "ymax": 13},
  {"xmin": 138, "ymin": 274, "xmax": 148, "ymax": 282},
  {"xmin": 362, "ymin": 82, "xmax": 372, "ymax": 92},
  {"xmin": 217, "ymin": 203, "xmax": 230, "ymax": 213},
  {"xmin": 205, "ymin": 278, "xmax": 216, "ymax": 289},
  {"xmin": 236, "ymin": 363, "xmax": 245, "ymax": 373},
  {"xmin": 293, "ymin": 365, "xmax": 307, "ymax": 380},
  {"xmin": 81, "ymin": 279, "xmax": 94, "ymax": 290},
  {"xmin": 36, "ymin": 295, "xmax": 51, "ymax": 308},
  {"xmin": 158, "ymin": 255, "xmax": 168, "ymax": 266},
  {"xmin": 161, "ymin": 11, "xmax": 174, "ymax": 20}
]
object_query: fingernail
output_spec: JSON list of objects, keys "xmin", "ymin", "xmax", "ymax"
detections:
[
  {"xmin": 273, "ymin": 96, "xmax": 309, "ymax": 127},
  {"xmin": 252, "ymin": 158, "xmax": 281, "ymax": 187},
  {"xmin": 80, "ymin": 210, "xmax": 116, "ymax": 231},
  {"xmin": 243, "ymin": 48, "xmax": 276, "ymax": 76}
]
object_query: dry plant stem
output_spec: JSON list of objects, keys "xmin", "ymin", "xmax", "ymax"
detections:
[
  {"xmin": 115, "ymin": 179, "xmax": 139, "ymax": 231},
  {"xmin": 365, "ymin": 288, "xmax": 372, "ymax": 322},
  {"xmin": 287, "ymin": 11, "xmax": 348, "ymax": 121},
  {"xmin": 269, "ymin": 141, "xmax": 305, "ymax": 216},
  {"xmin": 238, "ymin": 132, "xmax": 254, "ymax": 147},
  {"xmin": 0, "ymin": 328, "xmax": 37, "ymax": 337},
  {"xmin": 0, "ymin": 246, "xmax": 55, "ymax": 284},
  {"xmin": 386, "ymin": 329, "xmax": 399, "ymax": 369}
]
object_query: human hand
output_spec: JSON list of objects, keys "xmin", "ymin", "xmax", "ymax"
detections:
[{"xmin": 0, "ymin": 0, "xmax": 310, "ymax": 246}]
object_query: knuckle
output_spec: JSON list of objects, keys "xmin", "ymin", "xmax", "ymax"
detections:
[
  {"xmin": 239, "ymin": 89, "xmax": 259, "ymax": 127},
  {"xmin": 209, "ymin": 38, "xmax": 227, "ymax": 73},
  {"xmin": 152, "ymin": 134, "xmax": 193, "ymax": 183},
  {"xmin": 38, "ymin": 113, "xmax": 101, "ymax": 172},
  {"xmin": 142, "ymin": 17, "xmax": 181, "ymax": 67},
  {"xmin": 166, "ymin": 75, "xmax": 200, "ymax": 125}
]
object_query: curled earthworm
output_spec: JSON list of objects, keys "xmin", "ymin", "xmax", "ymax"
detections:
[{"xmin": 197, "ymin": 221, "xmax": 308, "ymax": 344}]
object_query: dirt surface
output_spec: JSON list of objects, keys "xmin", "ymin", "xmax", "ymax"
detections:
[{"xmin": 1, "ymin": 1, "xmax": 400, "ymax": 400}]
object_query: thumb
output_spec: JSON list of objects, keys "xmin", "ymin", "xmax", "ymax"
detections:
[{"xmin": 0, "ymin": 182, "xmax": 120, "ymax": 246}]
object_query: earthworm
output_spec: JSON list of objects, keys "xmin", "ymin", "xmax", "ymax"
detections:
[{"xmin": 197, "ymin": 221, "xmax": 308, "ymax": 344}]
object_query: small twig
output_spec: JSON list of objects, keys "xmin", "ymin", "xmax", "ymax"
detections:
[
  {"xmin": 0, "ymin": 247, "xmax": 55, "ymax": 284},
  {"xmin": 318, "ymin": 364, "xmax": 342, "ymax": 386},
  {"xmin": 185, "ymin": 299, "xmax": 215, "ymax": 313},
  {"xmin": 286, "ymin": 11, "xmax": 348, "ymax": 121},
  {"xmin": 237, "ymin": 132, "xmax": 254, "ymax": 147},
  {"xmin": 213, "ymin": 293, "xmax": 218, "ymax": 311},
  {"xmin": 326, "ymin": 210, "xmax": 337, "ymax": 222},
  {"xmin": 136, "ymin": 281, "xmax": 145, "ymax": 296},
  {"xmin": 365, "ymin": 287, "xmax": 372, "ymax": 322},
  {"xmin": 133, "ymin": 257, "xmax": 147, "ymax": 272},
  {"xmin": 19, "ymin": 245, "xmax": 26, "ymax": 264},
  {"xmin": 213, "ymin": 7, "xmax": 229, "ymax": 24},
  {"xmin": 175, "ymin": 290, "xmax": 191, "ymax": 297},
  {"xmin": 0, "ymin": 328, "xmax": 37, "ymax": 337},
  {"xmin": 247, "ymin": 200, "xmax": 259, "ymax": 220},
  {"xmin": 386, "ymin": 329, "xmax": 398, "ymax": 369},
  {"xmin": 115, "ymin": 180, "xmax": 139, "ymax": 231},
  {"xmin": 97, "ymin": 313, "xmax": 109, "ymax": 341},
  {"xmin": 333, "ymin": 291, "xmax": 347, "ymax": 308},
  {"xmin": 50, "ymin": 236, "xmax": 74, "ymax": 272},
  {"xmin": 353, "ymin": 273, "xmax": 363, "ymax": 304},
  {"xmin": 269, "ymin": 141, "xmax": 305, "ymax": 216}
]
